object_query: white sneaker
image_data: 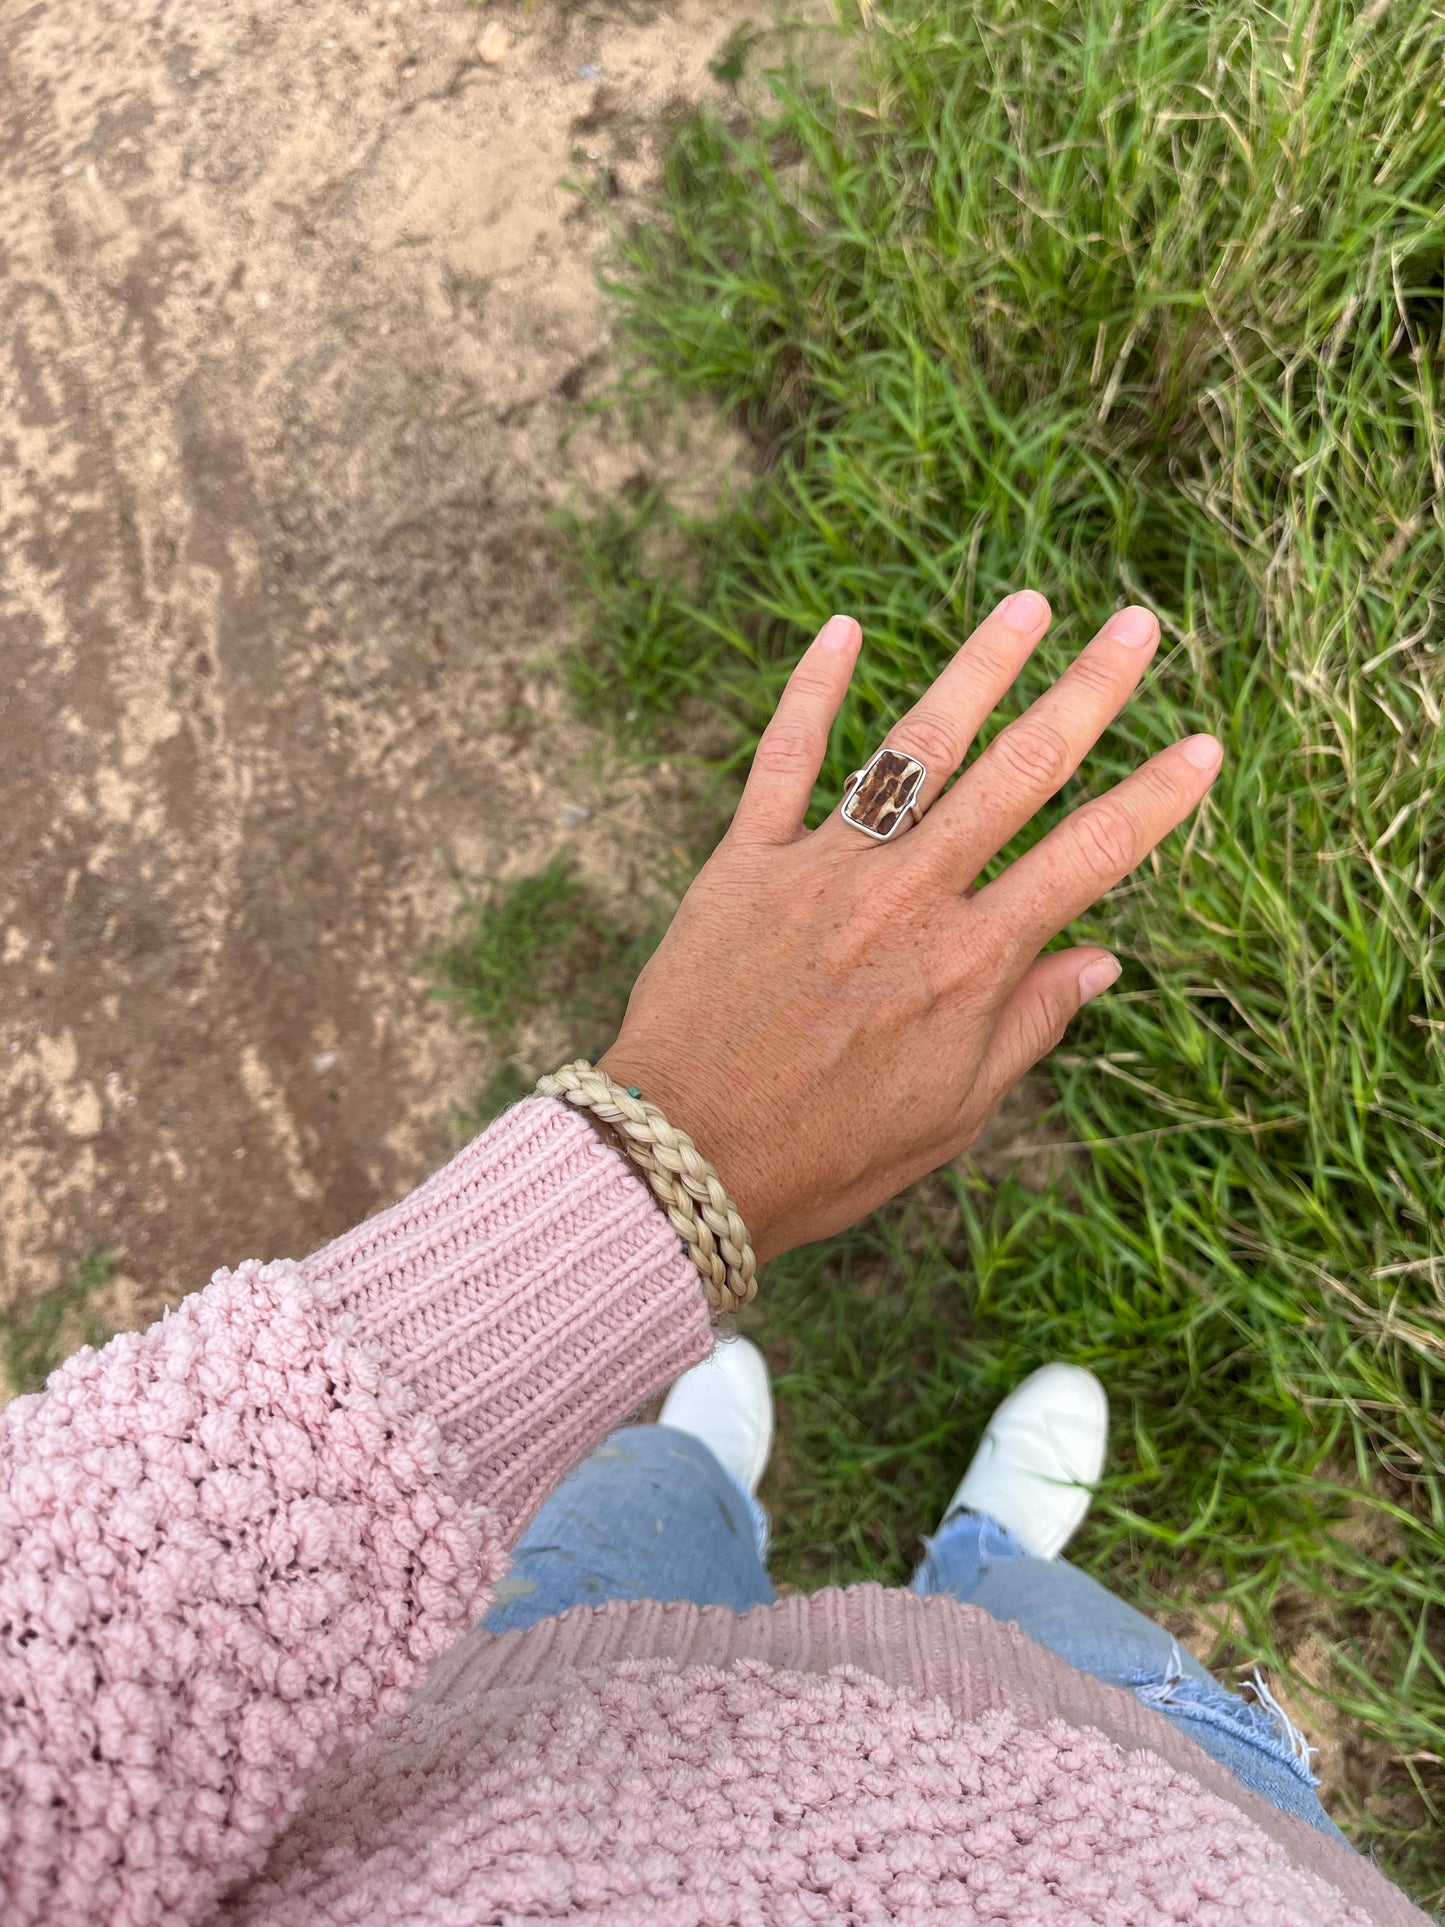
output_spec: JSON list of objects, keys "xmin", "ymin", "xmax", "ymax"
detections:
[
  {"xmin": 940, "ymin": 1364, "xmax": 1108, "ymax": 1559},
  {"xmin": 658, "ymin": 1334, "xmax": 774, "ymax": 1497}
]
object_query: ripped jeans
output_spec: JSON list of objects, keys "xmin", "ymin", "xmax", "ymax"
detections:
[{"xmin": 485, "ymin": 1425, "xmax": 1345, "ymax": 1843}]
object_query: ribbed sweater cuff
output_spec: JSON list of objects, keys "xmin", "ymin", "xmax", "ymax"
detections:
[{"xmin": 300, "ymin": 1096, "xmax": 713, "ymax": 1542}]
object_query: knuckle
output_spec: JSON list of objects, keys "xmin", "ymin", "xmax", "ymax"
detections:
[
  {"xmin": 958, "ymin": 634, "xmax": 1012, "ymax": 688},
  {"xmin": 784, "ymin": 669, "xmax": 840, "ymax": 707},
  {"xmin": 1022, "ymin": 990, "xmax": 1069, "ymax": 1063},
  {"xmin": 1065, "ymin": 650, "xmax": 1123, "ymax": 703},
  {"xmin": 990, "ymin": 717, "xmax": 1072, "ymax": 793},
  {"xmin": 1072, "ymin": 801, "xmax": 1137, "ymax": 880},
  {"xmin": 890, "ymin": 709, "xmax": 961, "ymax": 773},
  {"xmin": 1139, "ymin": 754, "xmax": 1193, "ymax": 811},
  {"xmin": 751, "ymin": 725, "xmax": 813, "ymax": 774}
]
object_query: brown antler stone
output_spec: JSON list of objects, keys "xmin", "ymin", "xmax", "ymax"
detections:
[{"xmin": 841, "ymin": 749, "xmax": 926, "ymax": 839}]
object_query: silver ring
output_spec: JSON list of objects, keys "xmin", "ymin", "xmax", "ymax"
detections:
[{"xmin": 840, "ymin": 746, "xmax": 928, "ymax": 842}]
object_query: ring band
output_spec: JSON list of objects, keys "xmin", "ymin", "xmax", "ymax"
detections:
[{"xmin": 840, "ymin": 746, "xmax": 928, "ymax": 841}]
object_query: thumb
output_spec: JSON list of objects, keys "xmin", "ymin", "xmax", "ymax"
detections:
[{"xmin": 979, "ymin": 948, "xmax": 1121, "ymax": 1100}]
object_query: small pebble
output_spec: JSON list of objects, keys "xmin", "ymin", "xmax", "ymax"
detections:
[{"xmin": 476, "ymin": 20, "xmax": 510, "ymax": 63}]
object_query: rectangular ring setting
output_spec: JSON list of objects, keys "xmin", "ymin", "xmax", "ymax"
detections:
[{"xmin": 840, "ymin": 747, "xmax": 927, "ymax": 840}]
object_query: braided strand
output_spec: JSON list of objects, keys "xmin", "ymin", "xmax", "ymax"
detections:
[{"xmin": 535, "ymin": 1059, "xmax": 757, "ymax": 1317}]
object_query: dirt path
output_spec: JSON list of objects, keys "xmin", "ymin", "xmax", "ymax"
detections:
[{"xmin": 0, "ymin": 0, "xmax": 748, "ymax": 1341}]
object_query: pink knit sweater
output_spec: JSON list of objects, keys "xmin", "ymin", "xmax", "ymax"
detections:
[{"xmin": 0, "ymin": 1099, "xmax": 1421, "ymax": 1925}]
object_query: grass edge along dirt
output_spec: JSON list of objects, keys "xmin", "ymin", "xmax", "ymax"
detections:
[
  {"xmin": 433, "ymin": 856, "xmax": 663, "ymax": 1118},
  {"xmin": 446, "ymin": 0, "xmax": 1444, "ymax": 1895},
  {"xmin": 3, "ymin": 1251, "xmax": 116, "ymax": 1400}
]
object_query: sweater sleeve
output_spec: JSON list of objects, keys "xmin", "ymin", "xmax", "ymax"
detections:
[{"xmin": 0, "ymin": 1097, "xmax": 711, "ymax": 1927}]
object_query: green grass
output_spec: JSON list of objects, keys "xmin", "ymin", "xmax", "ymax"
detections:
[
  {"xmin": 435, "ymin": 858, "xmax": 663, "ymax": 1111},
  {"xmin": 538, "ymin": 0, "xmax": 1445, "ymax": 1893},
  {"xmin": 3, "ymin": 1252, "xmax": 117, "ymax": 1398}
]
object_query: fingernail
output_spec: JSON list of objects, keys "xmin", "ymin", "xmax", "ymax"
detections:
[
  {"xmin": 1079, "ymin": 955, "xmax": 1122, "ymax": 1001},
  {"xmin": 1107, "ymin": 605, "xmax": 1158, "ymax": 648},
  {"xmin": 1180, "ymin": 733, "xmax": 1224, "ymax": 771},
  {"xmin": 817, "ymin": 613, "xmax": 859, "ymax": 651},
  {"xmin": 998, "ymin": 588, "xmax": 1049, "ymax": 632}
]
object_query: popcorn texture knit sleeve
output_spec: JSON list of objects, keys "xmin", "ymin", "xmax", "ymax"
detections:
[{"xmin": 0, "ymin": 1098, "xmax": 710, "ymax": 1927}]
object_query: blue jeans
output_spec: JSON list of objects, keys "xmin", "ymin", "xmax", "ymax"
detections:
[{"xmin": 486, "ymin": 1425, "xmax": 1345, "ymax": 1843}]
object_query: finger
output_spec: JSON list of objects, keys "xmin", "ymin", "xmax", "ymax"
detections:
[
  {"xmin": 881, "ymin": 589, "xmax": 1053, "ymax": 812},
  {"xmin": 916, "ymin": 604, "xmax": 1161, "ymax": 879},
  {"xmin": 973, "ymin": 733, "xmax": 1223, "ymax": 952},
  {"xmin": 732, "ymin": 614, "xmax": 862, "ymax": 843},
  {"xmin": 975, "ymin": 947, "xmax": 1121, "ymax": 1102},
  {"xmin": 817, "ymin": 589, "xmax": 1051, "ymax": 846}
]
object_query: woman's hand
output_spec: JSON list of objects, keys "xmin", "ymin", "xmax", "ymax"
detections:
[{"xmin": 600, "ymin": 592, "xmax": 1220, "ymax": 1263}]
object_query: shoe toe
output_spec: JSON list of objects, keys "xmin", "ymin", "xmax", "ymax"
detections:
[
  {"xmin": 658, "ymin": 1334, "xmax": 774, "ymax": 1496},
  {"xmin": 942, "ymin": 1362, "xmax": 1108, "ymax": 1559},
  {"xmin": 1021, "ymin": 1365, "xmax": 1108, "ymax": 1483}
]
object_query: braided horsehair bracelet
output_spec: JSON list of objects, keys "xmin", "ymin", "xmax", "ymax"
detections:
[{"xmin": 535, "ymin": 1059, "xmax": 758, "ymax": 1317}]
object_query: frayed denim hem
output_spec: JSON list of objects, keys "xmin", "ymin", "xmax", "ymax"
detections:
[{"xmin": 1136, "ymin": 1641, "xmax": 1321, "ymax": 1791}]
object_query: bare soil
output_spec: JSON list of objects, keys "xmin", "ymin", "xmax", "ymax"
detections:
[{"xmin": 0, "ymin": 0, "xmax": 752, "ymax": 1345}]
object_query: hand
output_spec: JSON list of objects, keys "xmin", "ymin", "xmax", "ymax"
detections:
[{"xmin": 600, "ymin": 592, "xmax": 1221, "ymax": 1263}]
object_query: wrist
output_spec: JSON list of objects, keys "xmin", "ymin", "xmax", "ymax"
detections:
[
  {"xmin": 596, "ymin": 1044, "xmax": 762, "ymax": 1235},
  {"xmin": 545, "ymin": 1054, "xmax": 762, "ymax": 1309}
]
